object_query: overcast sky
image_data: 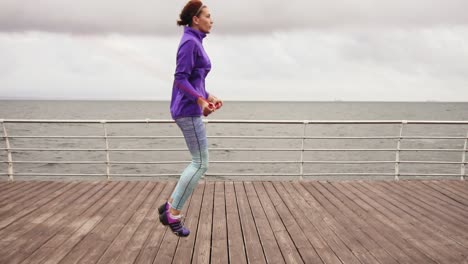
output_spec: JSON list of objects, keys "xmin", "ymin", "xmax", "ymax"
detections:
[{"xmin": 1, "ymin": 0, "xmax": 467, "ymax": 101}]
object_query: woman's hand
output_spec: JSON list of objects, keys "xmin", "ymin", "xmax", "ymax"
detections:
[
  {"xmin": 197, "ymin": 97, "xmax": 215, "ymax": 116},
  {"xmin": 208, "ymin": 94, "xmax": 223, "ymax": 109}
]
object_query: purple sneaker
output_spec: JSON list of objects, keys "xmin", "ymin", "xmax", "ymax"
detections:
[
  {"xmin": 158, "ymin": 202, "xmax": 170, "ymax": 215},
  {"xmin": 159, "ymin": 211, "xmax": 190, "ymax": 237}
]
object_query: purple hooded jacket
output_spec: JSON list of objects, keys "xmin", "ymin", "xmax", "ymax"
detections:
[{"xmin": 170, "ymin": 27, "xmax": 211, "ymax": 119}]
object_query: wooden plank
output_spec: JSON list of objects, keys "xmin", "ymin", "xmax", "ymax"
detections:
[
  {"xmin": 253, "ymin": 182, "xmax": 304, "ymax": 264},
  {"xmin": 423, "ymin": 181, "xmax": 468, "ymax": 210},
  {"xmin": 290, "ymin": 181, "xmax": 397, "ymax": 264},
  {"xmin": 0, "ymin": 181, "xmax": 63, "ymax": 217},
  {"xmin": 0, "ymin": 182, "xmax": 94, "ymax": 240},
  {"xmin": 397, "ymin": 181, "xmax": 468, "ymax": 226},
  {"xmin": 64, "ymin": 182, "xmax": 155, "ymax": 264},
  {"xmin": 19, "ymin": 181, "xmax": 124, "ymax": 264},
  {"xmin": 0, "ymin": 181, "xmax": 36, "ymax": 195},
  {"xmin": 366, "ymin": 182, "xmax": 468, "ymax": 255},
  {"xmin": 445, "ymin": 180, "xmax": 468, "ymax": 196},
  {"xmin": 157, "ymin": 181, "xmax": 201, "ymax": 264},
  {"xmin": 40, "ymin": 181, "xmax": 138, "ymax": 264},
  {"xmin": 0, "ymin": 182, "xmax": 77, "ymax": 232},
  {"xmin": 274, "ymin": 182, "xmax": 359, "ymax": 264},
  {"xmin": 234, "ymin": 181, "xmax": 266, "ymax": 264},
  {"xmin": 430, "ymin": 181, "xmax": 468, "ymax": 203},
  {"xmin": 192, "ymin": 181, "xmax": 215, "ymax": 264},
  {"xmin": 263, "ymin": 182, "xmax": 323, "ymax": 264},
  {"xmin": 244, "ymin": 182, "xmax": 285, "ymax": 264},
  {"xmin": 373, "ymin": 181, "xmax": 468, "ymax": 240},
  {"xmin": 210, "ymin": 181, "xmax": 228, "ymax": 264},
  {"xmin": 0, "ymin": 181, "xmax": 15, "ymax": 190},
  {"xmin": 95, "ymin": 182, "xmax": 162, "ymax": 264},
  {"xmin": 414, "ymin": 181, "xmax": 468, "ymax": 213},
  {"xmin": 352, "ymin": 181, "xmax": 464, "ymax": 263},
  {"xmin": 0, "ymin": 181, "xmax": 39, "ymax": 201},
  {"xmin": 153, "ymin": 181, "xmax": 201, "ymax": 264},
  {"xmin": 315, "ymin": 181, "xmax": 435, "ymax": 264},
  {"xmin": 1, "ymin": 180, "xmax": 467, "ymax": 264},
  {"xmin": 132, "ymin": 182, "xmax": 176, "ymax": 264},
  {"xmin": 0, "ymin": 182, "xmax": 101, "ymax": 263},
  {"xmin": 0, "ymin": 182, "xmax": 58, "ymax": 209},
  {"xmin": 276, "ymin": 181, "xmax": 374, "ymax": 264},
  {"xmin": 224, "ymin": 181, "xmax": 247, "ymax": 264},
  {"xmin": 113, "ymin": 182, "xmax": 171, "ymax": 264}
]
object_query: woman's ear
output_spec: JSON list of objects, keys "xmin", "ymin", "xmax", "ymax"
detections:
[{"xmin": 192, "ymin": 16, "xmax": 200, "ymax": 25}]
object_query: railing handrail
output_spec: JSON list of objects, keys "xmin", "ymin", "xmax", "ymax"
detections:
[
  {"xmin": 1, "ymin": 119, "xmax": 468, "ymax": 124},
  {"xmin": 1, "ymin": 119, "xmax": 467, "ymax": 181}
]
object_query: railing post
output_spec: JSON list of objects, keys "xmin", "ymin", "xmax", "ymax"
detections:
[
  {"xmin": 395, "ymin": 121, "xmax": 406, "ymax": 181},
  {"xmin": 101, "ymin": 121, "xmax": 111, "ymax": 180},
  {"xmin": 203, "ymin": 119, "xmax": 208, "ymax": 179},
  {"xmin": 462, "ymin": 132, "xmax": 467, "ymax": 180},
  {"xmin": 299, "ymin": 121, "xmax": 308, "ymax": 180},
  {"xmin": 2, "ymin": 122, "xmax": 14, "ymax": 181}
]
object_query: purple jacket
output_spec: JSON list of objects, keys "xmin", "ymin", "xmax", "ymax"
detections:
[{"xmin": 170, "ymin": 27, "xmax": 212, "ymax": 119}]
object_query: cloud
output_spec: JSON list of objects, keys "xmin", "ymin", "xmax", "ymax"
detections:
[
  {"xmin": 1, "ymin": 26, "xmax": 467, "ymax": 101},
  {"xmin": 1, "ymin": 0, "xmax": 468, "ymax": 35}
]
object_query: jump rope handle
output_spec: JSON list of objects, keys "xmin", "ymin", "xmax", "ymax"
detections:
[{"xmin": 201, "ymin": 98, "xmax": 221, "ymax": 116}]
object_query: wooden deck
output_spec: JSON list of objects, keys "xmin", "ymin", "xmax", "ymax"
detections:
[{"xmin": 0, "ymin": 180, "xmax": 467, "ymax": 264}]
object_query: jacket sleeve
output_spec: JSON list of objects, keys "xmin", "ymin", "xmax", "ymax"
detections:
[{"xmin": 173, "ymin": 39, "xmax": 202, "ymax": 102}]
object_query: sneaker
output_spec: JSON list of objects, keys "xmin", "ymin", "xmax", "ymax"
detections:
[
  {"xmin": 159, "ymin": 211, "xmax": 190, "ymax": 237},
  {"xmin": 158, "ymin": 202, "xmax": 170, "ymax": 215}
]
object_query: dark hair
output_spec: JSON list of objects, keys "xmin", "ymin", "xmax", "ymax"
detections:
[{"xmin": 177, "ymin": 0, "xmax": 205, "ymax": 26}]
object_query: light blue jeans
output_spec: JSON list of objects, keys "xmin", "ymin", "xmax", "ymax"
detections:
[{"xmin": 171, "ymin": 116, "xmax": 209, "ymax": 210}]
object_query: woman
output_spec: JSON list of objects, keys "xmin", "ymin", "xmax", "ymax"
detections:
[{"xmin": 158, "ymin": 0, "xmax": 222, "ymax": 237}]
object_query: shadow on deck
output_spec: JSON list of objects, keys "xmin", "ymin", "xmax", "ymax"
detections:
[{"xmin": 0, "ymin": 180, "xmax": 467, "ymax": 264}]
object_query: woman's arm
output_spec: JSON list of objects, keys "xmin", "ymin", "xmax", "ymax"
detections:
[{"xmin": 174, "ymin": 40, "xmax": 203, "ymax": 101}]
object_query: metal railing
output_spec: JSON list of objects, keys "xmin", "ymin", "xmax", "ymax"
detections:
[{"xmin": 1, "ymin": 119, "xmax": 467, "ymax": 181}]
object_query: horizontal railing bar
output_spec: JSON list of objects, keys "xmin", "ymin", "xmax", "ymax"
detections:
[
  {"xmin": 3, "ymin": 172, "xmax": 466, "ymax": 177},
  {"xmin": 4, "ymin": 148, "xmax": 467, "ymax": 152},
  {"xmin": 10, "ymin": 173, "xmax": 181, "ymax": 177},
  {"xmin": 12, "ymin": 173, "xmax": 108, "ymax": 176},
  {"xmin": 305, "ymin": 173, "xmax": 464, "ymax": 176},
  {"xmin": 401, "ymin": 136, "xmax": 468, "ymax": 140},
  {"xmin": 5, "ymin": 160, "xmax": 466, "ymax": 165},
  {"xmin": 6, "ymin": 148, "xmax": 188, "ymax": 152},
  {"xmin": 306, "ymin": 149, "xmax": 466, "ymax": 152},
  {"xmin": 4, "ymin": 135, "xmax": 466, "ymax": 140},
  {"xmin": 7, "ymin": 148, "xmax": 107, "ymax": 152},
  {"xmin": 8, "ymin": 161, "xmax": 107, "ymax": 164},
  {"xmin": 399, "ymin": 161, "xmax": 465, "ymax": 164},
  {"xmin": 2, "ymin": 119, "xmax": 468, "ymax": 125},
  {"xmin": 0, "ymin": 119, "xmax": 174, "ymax": 124},
  {"xmin": 303, "ymin": 173, "xmax": 396, "ymax": 176},
  {"xmin": 109, "ymin": 174, "xmax": 188, "ymax": 177},
  {"xmin": 205, "ymin": 173, "xmax": 395, "ymax": 176},
  {"xmin": 0, "ymin": 136, "xmax": 466, "ymax": 140},
  {"xmin": 398, "ymin": 173, "xmax": 464, "ymax": 176},
  {"xmin": 206, "ymin": 173, "xmax": 301, "ymax": 176},
  {"xmin": 3, "ymin": 136, "xmax": 184, "ymax": 139}
]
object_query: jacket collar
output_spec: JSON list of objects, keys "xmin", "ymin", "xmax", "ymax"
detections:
[{"xmin": 184, "ymin": 26, "xmax": 207, "ymax": 42}]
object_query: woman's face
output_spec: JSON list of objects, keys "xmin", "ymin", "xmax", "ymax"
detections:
[{"xmin": 194, "ymin": 7, "xmax": 213, "ymax": 34}]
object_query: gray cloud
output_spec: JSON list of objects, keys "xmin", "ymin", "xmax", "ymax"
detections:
[
  {"xmin": 1, "ymin": 0, "xmax": 468, "ymax": 35},
  {"xmin": 1, "ymin": 27, "xmax": 467, "ymax": 101}
]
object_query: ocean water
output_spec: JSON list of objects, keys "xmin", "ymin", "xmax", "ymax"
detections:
[
  {"xmin": 0, "ymin": 100, "xmax": 467, "ymax": 181},
  {"xmin": 0, "ymin": 100, "xmax": 467, "ymax": 120}
]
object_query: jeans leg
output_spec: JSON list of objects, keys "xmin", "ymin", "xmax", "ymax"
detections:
[{"xmin": 170, "ymin": 117, "xmax": 209, "ymax": 211}]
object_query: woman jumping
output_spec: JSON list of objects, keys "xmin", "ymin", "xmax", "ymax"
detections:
[{"xmin": 158, "ymin": 0, "xmax": 222, "ymax": 237}]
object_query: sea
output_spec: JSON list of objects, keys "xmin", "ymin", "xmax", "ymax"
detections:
[{"xmin": 0, "ymin": 100, "xmax": 467, "ymax": 181}]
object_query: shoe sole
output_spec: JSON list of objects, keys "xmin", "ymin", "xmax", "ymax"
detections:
[{"xmin": 159, "ymin": 212, "xmax": 190, "ymax": 237}]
